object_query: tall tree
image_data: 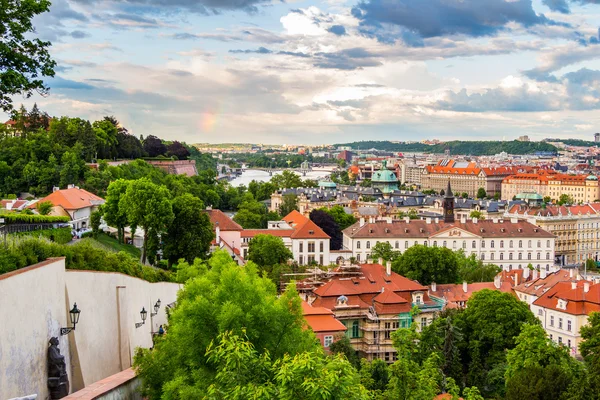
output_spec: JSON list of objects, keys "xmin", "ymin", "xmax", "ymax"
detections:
[
  {"xmin": 309, "ymin": 209, "xmax": 342, "ymax": 250},
  {"xmin": 580, "ymin": 312, "xmax": 600, "ymax": 397},
  {"xmin": 392, "ymin": 245, "xmax": 459, "ymax": 285},
  {"xmin": 163, "ymin": 194, "xmax": 214, "ymax": 266},
  {"xmin": 143, "ymin": 135, "xmax": 167, "ymax": 157},
  {"xmin": 0, "ymin": 0, "xmax": 56, "ymax": 112},
  {"xmin": 278, "ymin": 194, "xmax": 298, "ymax": 216},
  {"xmin": 271, "ymin": 170, "xmax": 303, "ymax": 188},
  {"xmin": 166, "ymin": 141, "xmax": 190, "ymax": 159},
  {"xmin": 121, "ymin": 178, "xmax": 173, "ymax": 263},
  {"xmin": 321, "ymin": 205, "xmax": 356, "ymax": 230},
  {"xmin": 103, "ymin": 179, "xmax": 131, "ymax": 243},
  {"xmin": 247, "ymin": 234, "xmax": 293, "ymax": 271},
  {"xmin": 370, "ymin": 241, "xmax": 401, "ymax": 262}
]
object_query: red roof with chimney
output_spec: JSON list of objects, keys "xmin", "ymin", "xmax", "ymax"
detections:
[
  {"xmin": 514, "ymin": 270, "xmax": 576, "ymax": 297},
  {"xmin": 533, "ymin": 280, "xmax": 600, "ymax": 315},
  {"xmin": 29, "ymin": 188, "xmax": 104, "ymax": 210},
  {"xmin": 282, "ymin": 210, "xmax": 330, "ymax": 239}
]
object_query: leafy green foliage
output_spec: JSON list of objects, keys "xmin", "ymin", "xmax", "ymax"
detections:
[
  {"xmin": 476, "ymin": 188, "xmax": 486, "ymax": 199},
  {"xmin": 103, "ymin": 179, "xmax": 130, "ymax": 243},
  {"xmin": 0, "ymin": 0, "xmax": 56, "ymax": 112},
  {"xmin": 0, "ymin": 213, "xmax": 69, "ymax": 223},
  {"xmin": 12, "ymin": 227, "xmax": 72, "ymax": 244},
  {"xmin": 392, "ymin": 245, "xmax": 459, "ymax": 285},
  {"xmin": 309, "ymin": 209, "xmax": 341, "ymax": 250},
  {"xmin": 580, "ymin": 312, "xmax": 600, "ymax": 397},
  {"xmin": 329, "ymin": 334, "xmax": 360, "ymax": 369},
  {"xmin": 468, "ymin": 210, "xmax": 484, "ymax": 220},
  {"xmin": 271, "ymin": 170, "xmax": 303, "ymax": 189},
  {"xmin": 133, "ymin": 252, "xmax": 318, "ymax": 399},
  {"xmin": 247, "ymin": 234, "xmax": 293, "ymax": 272},
  {"xmin": 233, "ymin": 194, "xmax": 278, "ymax": 229},
  {"xmin": 456, "ymin": 252, "xmax": 502, "ymax": 283},
  {"xmin": 370, "ymin": 241, "xmax": 401, "ymax": 262},
  {"xmin": 558, "ymin": 193, "xmax": 575, "ymax": 205},
  {"xmin": 36, "ymin": 200, "xmax": 53, "ymax": 215},
  {"xmin": 320, "ymin": 205, "xmax": 356, "ymax": 231},
  {"xmin": 278, "ymin": 193, "xmax": 298, "ymax": 216}
]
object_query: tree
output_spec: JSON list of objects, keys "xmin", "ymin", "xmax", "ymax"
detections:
[
  {"xmin": 457, "ymin": 252, "xmax": 501, "ymax": 283},
  {"xmin": 103, "ymin": 179, "xmax": 130, "ymax": 243},
  {"xmin": 143, "ymin": 135, "xmax": 167, "ymax": 157},
  {"xmin": 440, "ymin": 189, "xmax": 445, "ymax": 196},
  {"xmin": 247, "ymin": 234, "xmax": 293, "ymax": 272},
  {"xmin": 271, "ymin": 170, "xmax": 303, "ymax": 189},
  {"xmin": 278, "ymin": 194, "xmax": 298, "ymax": 216},
  {"xmin": 329, "ymin": 334, "xmax": 360, "ymax": 368},
  {"xmin": 370, "ymin": 241, "xmax": 401, "ymax": 262},
  {"xmin": 163, "ymin": 194, "xmax": 214, "ymax": 267},
  {"xmin": 133, "ymin": 253, "xmax": 318, "ymax": 399},
  {"xmin": 580, "ymin": 312, "xmax": 600, "ymax": 396},
  {"xmin": 36, "ymin": 200, "xmax": 53, "ymax": 215},
  {"xmin": 469, "ymin": 210, "xmax": 485, "ymax": 220},
  {"xmin": 309, "ymin": 209, "xmax": 342, "ymax": 250},
  {"xmin": 392, "ymin": 245, "xmax": 459, "ymax": 285},
  {"xmin": 90, "ymin": 209, "xmax": 102, "ymax": 237},
  {"xmin": 543, "ymin": 196, "xmax": 551, "ymax": 204},
  {"xmin": 321, "ymin": 205, "xmax": 356, "ymax": 230},
  {"xmin": 558, "ymin": 194, "xmax": 574, "ymax": 205},
  {"xmin": 1, "ymin": 0, "xmax": 56, "ymax": 112},
  {"xmin": 121, "ymin": 178, "xmax": 173, "ymax": 264},
  {"xmin": 166, "ymin": 141, "xmax": 190, "ymax": 160},
  {"xmin": 92, "ymin": 119, "xmax": 118, "ymax": 159},
  {"xmin": 360, "ymin": 359, "xmax": 390, "ymax": 393},
  {"xmin": 234, "ymin": 195, "xmax": 269, "ymax": 229},
  {"xmin": 461, "ymin": 192, "xmax": 469, "ymax": 199},
  {"xmin": 476, "ymin": 188, "xmax": 486, "ymax": 199}
]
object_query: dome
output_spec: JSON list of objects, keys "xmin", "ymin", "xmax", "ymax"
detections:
[
  {"xmin": 372, "ymin": 169, "xmax": 398, "ymax": 183},
  {"xmin": 586, "ymin": 175, "xmax": 598, "ymax": 181},
  {"xmin": 318, "ymin": 181, "xmax": 337, "ymax": 188}
]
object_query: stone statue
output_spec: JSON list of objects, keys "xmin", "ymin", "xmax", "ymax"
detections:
[{"xmin": 47, "ymin": 337, "xmax": 69, "ymax": 399}]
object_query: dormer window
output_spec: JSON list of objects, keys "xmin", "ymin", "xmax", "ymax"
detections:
[{"xmin": 557, "ymin": 299, "xmax": 568, "ymax": 310}]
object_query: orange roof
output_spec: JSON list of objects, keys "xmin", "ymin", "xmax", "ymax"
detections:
[
  {"xmin": 205, "ymin": 209, "xmax": 243, "ymax": 231},
  {"xmin": 282, "ymin": 210, "xmax": 330, "ymax": 239},
  {"xmin": 503, "ymin": 171, "xmax": 590, "ymax": 185},
  {"xmin": 302, "ymin": 301, "xmax": 346, "ymax": 333},
  {"xmin": 32, "ymin": 188, "xmax": 104, "ymax": 210},
  {"xmin": 430, "ymin": 281, "xmax": 513, "ymax": 307},
  {"xmin": 283, "ymin": 210, "xmax": 309, "ymax": 227},
  {"xmin": 533, "ymin": 281, "xmax": 600, "ymax": 316},
  {"xmin": 514, "ymin": 270, "xmax": 575, "ymax": 297}
]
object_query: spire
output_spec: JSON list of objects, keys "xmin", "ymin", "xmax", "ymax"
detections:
[{"xmin": 445, "ymin": 179, "xmax": 453, "ymax": 198}]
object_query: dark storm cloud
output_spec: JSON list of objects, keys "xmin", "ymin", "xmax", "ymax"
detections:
[{"xmin": 352, "ymin": 0, "xmax": 556, "ymax": 44}]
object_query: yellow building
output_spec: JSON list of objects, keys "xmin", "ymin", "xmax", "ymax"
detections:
[{"xmin": 502, "ymin": 172, "xmax": 600, "ymax": 202}]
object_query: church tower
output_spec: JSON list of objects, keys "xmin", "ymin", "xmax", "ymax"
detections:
[{"xmin": 443, "ymin": 180, "xmax": 455, "ymax": 223}]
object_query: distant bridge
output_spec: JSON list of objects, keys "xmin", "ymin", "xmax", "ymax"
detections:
[{"xmin": 243, "ymin": 164, "xmax": 339, "ymax": 176}]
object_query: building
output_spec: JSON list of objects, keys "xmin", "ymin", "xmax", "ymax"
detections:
[
  {"xmin": 338, "ymin": 150, "xmax": 354, "ymax": 163},
  {"xmin": 595, "ymin": 133, "xmax": 599, "ymax": 143},
  {"xmin": 399, "ymin": 157, "xmax": 423, "ymax": 186},
  {"xmin": 517, "ymin": 135, "xmax": 530, "ymax": 142},
  {"xmin": 30, "ymin": 186, "xmax": 105, "ymax": 229},
  {"xmin": 513, "ymin": 269, "xmax": 578, "ymax": 306},
  {"xmin": 343, "ymin": 184, "xmax": 556, "ymax": 272},
  {"xmin": 421, "ymin": 160, "xmax": 525, "ymax": 198},
  {"xmin": 371, "ymin": 161, "xmax": 399, "ymax": 195},
  {"xmin": 505, "ymin": 203, "xmax": 600, "ymax": 265},
  {"xmin": 240, "ymin": 211, "xmax": 331, "ymax": 265},
  {"xmin": 1, "ymin": 199, "xmax": 29, "ymax": 211},
  {"xmin": 309, "ymin": 262, "xmax": 443, "ymax": 362},
  {"xmin": 501, "ymin": 172, "xmax": 600, "ymax": 203},
  {"xmin": 429, "ymin": 275, "xmax": 514, "ymax": 309},
  {"xmin": 302, "ymin": 301, "xmax": 347, "ymax": 350},
  {"xmin": 206, "ymin": 208, "xmax": 243, "ymax": 263},
  {"xmin": 529, "ymin": 277, "xmax": 599, "ymax": 355}
]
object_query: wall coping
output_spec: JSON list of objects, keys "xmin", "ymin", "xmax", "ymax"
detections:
[
  {"xmin": 65, "ymin": 268, "xmax": 180, "ymax": 286},
  {"xmin": 63, "ymin": 368, "xmax": 137, "ymax": 400},
  {"xmin": 0, "ymin": 257, "xmax": 64, "ymax": 282}
]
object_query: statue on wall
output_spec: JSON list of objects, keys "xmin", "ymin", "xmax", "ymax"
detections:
[{"xmin": 47, "ymin": 337, "xmax": 69, "ymax": 399}]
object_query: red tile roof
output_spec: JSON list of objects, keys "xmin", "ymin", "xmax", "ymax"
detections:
[
  {"xmin": 205, "ymin": 209, "xmax": 243, "ymax": 231},
  {"xmin": 533, "ymin": 281, "xmax": 600, "ymax": 316},
  {"xmin": 31, "ymin": 188, "xmax": 104, "ymax": 210},
  {"xmin": 508, "ymin": 203, "xmax": 600, "ymax": 217},
  {"xmin": 302, "ymin": 301, "xmax": 346, "ymax": 333},
  {"xmin": 282, "ymin": 210, "xmax": 330, "ymax": 239},
  {"xmin": 503, "ymin": 171, "xmax": 591, "ymax": 185},
  {"xmin": 429, "ymin": 281, "xmax": 513, "ymax": 308},
  {"xmin": 514, "ymin": 270, "xmax": 575, "ymax": 297}
]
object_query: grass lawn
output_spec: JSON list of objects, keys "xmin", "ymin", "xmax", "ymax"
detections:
[{"xmin": 93, "ymin": 233, "xmax": 141, "ymax": 259}]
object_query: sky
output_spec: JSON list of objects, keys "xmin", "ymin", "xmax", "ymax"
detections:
[{"xmin": 9, "ymin": 0, "xmax": 600, "ymax": 144}]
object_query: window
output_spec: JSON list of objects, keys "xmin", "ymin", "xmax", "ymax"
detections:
[
  {"xmin": 491, "ymin": 240, "xmax": 495, "ymax": 248},
  {"xmin": 568, "ymin": 339, "xmax": 572, "ymax": 348},
  {"xmin": 491, "ymin": 253, "xmax": 495, "ymax": 260},
  {"xmin": 550, "ymin": 315, "xmax": 554, "ymax": 327},
  {"xmin": 568, "ymin": 320, "xmax": 572, "ymax": 331},
  {"xmin": 558, "ymin": 336, "xmax": 563, "ymax": 344},
  {"xmin": 500, "ymin": 253, "xmax": 504, "ymax": 260},
  {"xmin": 300, "ymin": 242, "xmax": 304, "ymax": 252},
  {"xmin": 324, "ymin": 335, "xmax": 333, "ymax": 347},
  {"xmin": 395, "ymin": 241, "xmax": 399, "ymax": 249},
  {"xmin": 537, "ymin": 240, "xmax": 541, "ymax": 248},
  {"xmin": 453, "ymin": 240, "xmax": 457, "ymax": 249},
  {"xmin": 519, "ymin": 240, "xmax": 523, "ymax": 248},
  {"xmin": 308, "ymin": 255, "xmax": 315, "ymax": 264},
  {"xmin": 320, "ymin": 255, "xmax": 323, "ymax": 265},
  {"xmin": 463, "ymin": 241, "xmax": 466, "ymax": 249},
  {"xmin": 433, "ymin": 241, "xmax": 437, "ymax": 247},
  {"xmin": 308, "ymin": 242, "xmax": 315, "ymax": 252},
  {"xmin": 537, "ymin": 253, "xmax": 541, "ymax": 260},
  {"xmin": 299, "ymin": 255, "xmax": 304, "ymax": 264},
  {"xmin": 538, "ymin": 309, "xmax": 543, "ymax": 316},
  {"xmin": 559, "ymin": 318, "xmax": 563, "ymax": 329},
  {"xmin": 366, "ymin": 241, "xmax": 371, "ymax": 249},
  {"xmin": 518, "ymin": 253, "xmax": 522, "ymax": 260},
  {"xmin": 357, "ymin": 242, "xmax": 361, "ymax": 249},
  {"xmin": 509, "ymin": 253, "xmax": 513, "ymax": 260},
  {"xmin": 352, "ymin": 321, "xmax": 359, "ymax": 338},
  {"xmin": 320, "ymin": 242, "xmax": 324, "ymax": 252},
  {"xmin": 481, "ymin": 240, "xmax": 485, "ymax": 248},
  {"xmin": 443, "ymin": 241, "xmax": 447, "ymax": 247},
  {"xmin": 415, "ymin": 295, "xmax": 422, "ymax": 304},
  {"xmin": 528, "ymin": 253, "xmax": 532, "ymax": 260},
  {"xmin": 481, "ymin": 254, "xmax": 485, "ymax": 261},
  {"xmin": 500, "ymin": 240, "xmax": 504, "ymax": 248},
  {"xmin": 546, "ymin": 253, "xmax": 550, "ymax": 260},
  {"xmin": 421, "ymin": 317, "xmax": 427, "ymax": 330},
  {"xmin": 547, "ymin": 240, "xmax": 550, "ymax": 247},
  {"xmin": 510, "ymin": 240, "xmax": 514, "ymax": 248},
  {"xmin": 528, "ymin": 240, "xmax": 532, "ymax": 248},
  {"xmin": 472, "ymin": 240, "xmax": 477, "ymax": 249}
]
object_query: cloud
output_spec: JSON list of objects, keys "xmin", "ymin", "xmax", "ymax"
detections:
[
  {"xmin": 169, "ymin": 28, "xmax": 284, "ymax": 43},
  {"xmin": 313, "ymin": 48, "xmax": 383, "ymax": 70},
  {"xmin": 229, "ymin": 47, "xmax": 311, "ymax": 57},
  {"xmin": 71, "ymin": 0, "xmax": 273, "ymax": 14},
  {"xmin": 47, "ymin": 77, "xmax": 96, "ymax": 90},
  {"xmin": 33, "ymin": 0, "xmax": 89, "ymax": 42},
  {"xmin": 70, "ymin": 30, "xmax": 90, "ymax": 39},
  {"xmin": 543, "ymin": 0, "xmax": 600, "ymax": 13},
  {"xmin": 327, "ymin": 25, "xmax": 347, "ymax": 36},
  {"xmin": 352, "ymin": 0, "xmax": 555, "ymax": 43},
  {"xmin": 524, "ymin": 44, "xmax": 600, "ymax": 81}
]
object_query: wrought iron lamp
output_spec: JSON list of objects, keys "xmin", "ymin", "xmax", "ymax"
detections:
[
  {"xmin": 151, "ymin": 299, "xmax": 161, "ymax": 317},
  {"xmin": 60, "ymin": 303, "xmax": 81, "ymax": 335},
  {"xmin": 135, "ymin": 307, "xmax": 148, "ymax": 328}
]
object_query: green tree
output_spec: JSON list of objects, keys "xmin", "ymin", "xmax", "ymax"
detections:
[
  {"xmin": 370, "ymin": 241, "xmax": 401, "ymax": 262},
  {"xmin": 133, "ymin": 252, "xmax": 318, "ymax": 399},
  {"xmin": 321, "ymin": 205, "xmax": 356, "ymax": 230},
  {"xmin": 247, "ymin": 234, "xmax": 293, "ymax": 273},
  {"xmin": 233, "ymin": 195, "xmax": 269, "ymax": 229},
  {"xmin": 359, "ymin": 359, "xmax": 390, "ymax": 394},
  {"xmin": 580, "ymin": 312, "xmax": 600, "ymax": 397},
  {"xmin": 558, "ymin": 194, "xmax": 574, "ymax": 205},
  {"xmin": 469, "ymin": 210, "xmax": 485, "ymax": 220},
  {"xmin": 163, "ymin": 194, "xmax": 214, "ymax": 267},
  {"xmin": 121, "ymin": 178, "xmax": 173, "ymax": 264},
  {"xmin": 103, "ymin": 179, "xmax": 130, "ymax": 243},
  {"xmin": 59, "ymin": 146, "xmax": 85, "ymax": 188},
  {"xmin": 1, "ymin": 0, "xmax": 56, "ymax": 112},
  {"xmin": 271, "ymin": 170, "xmax": 303, "ymax": 188},
  {"xmin": 36, "ymin": 200, "xmax": 53, "ymax": 215},
  {"xmin": 461, "ymin": 192, "xmax": 469, "ymax": 199},
  {"xmin": 392, "ymin": 245, "xmax": 459, "ymax": 285},
  {"xmin": 329, "ymin": 334, "xmax": 359, "ymax": 368},
  {"xmin": 90, "ymin": 209, "xmax": 102, "ymax": 237},
  {"xmin": 457, "ymin": 252, "xmax": 501, "ymax": 283},
  {"xmin": 278, "ymin": 194, "xmax": 298, "ymax": 216},
  {"xmin": 543, "ymin": 196, "xmax": 552, "ymax": 204},
  {"xmin": 476, "ymin": 188, "xmax": 486, "ymax": 199}
]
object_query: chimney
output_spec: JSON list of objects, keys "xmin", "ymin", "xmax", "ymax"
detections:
[
  {"xmin": 571, "ymin": 281, "xmax": 577, "ymax": 290},
  {"xmin": 52, "ymin": 186, "xmax": 60, "ymax": 192},
  {"xmin": 584, "ymin": 281, "xmax": 590, "ymax": 293},
  {"xmin": 367, "ymin": 257, "xmax": 373, "ymax": 264},
  {"xmin": 472, "ymin": 217, "xmax": 478, "ymax": 224},
  {"xmin": 533, "ymin": 268, "xmax": 538, "ymax": 280},
  {"xmin": 523, "ymin": 268, "xmax": 530, "ymax": 279},
  {"xmin": 426, "ymin": 217, "xmax": 431, "ymax": 224},
  {"xmin": 514, "ymin": 273, "xmax": 519, "ymax": 286},
  {"xmin": 360, "ymin": 218, "xmax": 365, "ymax": 227},
  {"xmin": 434, "ymin": 217, "xmax": 439, "ymax": 223},
  {"xmin": 431, "ymin": 281, "xmax": 437, "ymax": 292},
  {"xmin": 463, "ymin": 281, "xmax": 468, "ymax": 293},
  {"xmin": 541, "ymin": 269, "xmax": 547, "ymax": 279},
  {"xmin": 404, "ymin": 217, "xmax": 410, "ymax": 223},
  {"xmin": 215, "ymin": 223, "xmax": 221, "ymax": 244},
  {"xmin": 460, "ymin": 216, "xmax": 467, "ymax": 224},
  {"xmin": 386, "ymin": 261, "xmax": 392, "ymax": 276},
  {"xmin": 569, "ymin": 269, "xmax": 574, "ymax": 278},
  {"xmin": 67, "ymin": 184, "xmax": 75, "ymax": 189},
  {"xmin": 511, "ymin": 217, "xmax": 518, "ymax": 224},
  {"xmin": 494, "ymin": 274, "xmax": 501, "ymax": 289},
  {"xmin": 378, "ymin": 257, "xmax": 384, "ymax": 266}
]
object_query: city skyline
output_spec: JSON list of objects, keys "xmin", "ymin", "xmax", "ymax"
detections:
[{"xmin": 6, "ymin": 0, "xmax": 600, "ymax": 144}]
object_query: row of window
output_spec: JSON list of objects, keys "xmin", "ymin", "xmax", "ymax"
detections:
[
  {"xmin": 549, "ymin": 315, "xmax": 573, "ymax": 332},
  {"xmin": 299, "ymin": 242, "xmax": 325, "ymax": 253},
  {"xmin": 549, "ymin": 334, "xmax": 573, "ymax": 349},
  {"xmin": 298, "ymin": 255, "xmax": 324, "ymax": 265},
  {"xmin": 356, "ymin": 239, "xmax": 551, "ymax": 250},
  {"xmin": 481, "ymin": 252, "xmax": 551, "ymax": 261}
]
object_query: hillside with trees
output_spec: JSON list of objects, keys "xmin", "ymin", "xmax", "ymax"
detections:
[{"xmin": 333, "ymin": 140, "xmax": 558, "ymax": 155}]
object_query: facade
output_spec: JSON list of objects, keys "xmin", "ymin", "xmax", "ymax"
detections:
[
  {"xmin": 310, "ymin": 262, "xmax": 443, "ymax": 362},
  {"xmin": 342, "ymin": 216, "xmax": 556, "ymax": 272},
  {"xmin": 30, "ymin": 186, "xmax": 105, "ymax": 229},
  {"xmin": 399, "ymin": 158, "xmax": 423, "ymax": 186},
  {"xmin": 205, "ymin": 208, "xmax": 243, "ymax": 263},
  {"xmin": 302, "ymin": 301, "xmax": 347, "ymax": 350},
  {"xmin": 506, "ymin": 203, "xmax": 600, "ymax": 265},
  {"xmin": 421, "ymin": 160, "xmax": 526, "ymax": 198},
  {"xmin": 501, "ymin": 172, "xmax": 600, "ymax": 202}
]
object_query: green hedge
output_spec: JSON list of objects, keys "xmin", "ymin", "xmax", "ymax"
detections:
[
  {"xmin": 0, "ymin": 213, "xmax": 70, "ymax": 224},
  {"xmin": 12, "ymin": 228, "xmax": 73, "ymax": 244},
  {"xmin": 0, "ymin": 237, "xmax": 175, "ymax": 283}
]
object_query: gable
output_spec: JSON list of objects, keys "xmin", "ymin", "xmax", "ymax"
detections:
[{"xmin": 430, "ymin": 227, "xmax": 480, "ymax": 239}]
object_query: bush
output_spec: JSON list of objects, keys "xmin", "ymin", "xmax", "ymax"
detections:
[
  {"xmin": 80, "ymin": 231, "xmax": 93, "ymax": 239},
  {"xmin": 0, "ymin": 213, "xmax": 70, "ymax": 224},
  {"xmin": 13, "ymin": 228, "xmax": 72, "ymax": 244}
]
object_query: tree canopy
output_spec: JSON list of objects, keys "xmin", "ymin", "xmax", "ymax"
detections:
[
  {"xmin": 392, "ymin": 245, "xmax": 459, "ymax": 285},
  {"xmin": 309, "ymin": 209, "xmax": 342, "ymax": 250}
]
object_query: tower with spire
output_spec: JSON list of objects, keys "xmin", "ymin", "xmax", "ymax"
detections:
[{"xmin": 443, "ymin": 180, "xmax": 455, "ymax": 223}]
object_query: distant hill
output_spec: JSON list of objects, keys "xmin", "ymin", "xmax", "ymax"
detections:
[
  {"xmin": 333, "ymin": 140, "xmax": 559, "ymax": 156},
  {"xmin": 550, "ymin": 139, "xmax": 600, "ymax": 147}
]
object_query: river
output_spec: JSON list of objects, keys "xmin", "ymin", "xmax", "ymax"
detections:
[{"xmin": 228, "ymin": 169, "xmax": 332, "ymax": 187}]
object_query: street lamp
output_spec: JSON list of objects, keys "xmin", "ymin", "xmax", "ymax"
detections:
[
  {"xmin": 151, "ymin": 299, "xmax": 161, "ymax": 317},
  {"xmin": 135, "ymin": 307, "xmax": 148, "ymax": 328},
  {"xmin": 60, "ymin": 303, "xmax": 81, "ymax": 335}
]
